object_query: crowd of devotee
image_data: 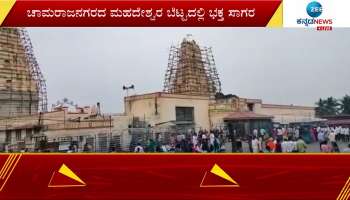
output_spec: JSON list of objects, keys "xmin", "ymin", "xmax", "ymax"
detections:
[
  {"xmin": 133, "ymin": 126, "xmax": 350, "ymax": 153},
  {"xmin": 134, "ymin": 129, "xmax": 227, "ymax": 153}
]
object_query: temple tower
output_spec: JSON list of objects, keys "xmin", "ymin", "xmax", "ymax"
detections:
[
  {"xmin": 0, "ymin": 28, "xmax": 47, "ymax": 118},
  {"xmin": 163, "ymin": 35, "xmax": 221, "ymax": 97}
]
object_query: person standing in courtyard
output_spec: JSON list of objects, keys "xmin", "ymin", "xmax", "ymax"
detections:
[
  {"xmin": 328, "ymin": 130, "xmax": 340, "ymax": 152},
  {"xmin": 275, "ymin": 139, "xmax": 282, "ymax": 153},
  {"xmin": 296, "ymin": 137, "xmax": 307, "ymax": 153},
  {"xmin": 252, "ymin": 136, "xmax": 259, "ymax": 153},
  {"xmin": 266, "ymin": 138, "xmax": 275, "ymax": 152},
  {"xmin": 209, "ymin": 131, "xmax": 215, "ymax": 152},
  {"xmin": 318, "ymin": 130, "xmax": 326, "ymax": 150}
]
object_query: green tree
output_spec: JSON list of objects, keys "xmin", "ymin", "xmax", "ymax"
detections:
[
  {"xmin": 325, "ymin": 97, "xmax": 340, "ymax": 115},
  {"xmin": 315, "ymin": 98, "xmax": 327, "ymax": 117},
  {"xmin": 340, "ymin": 95, "xmax": 350, "ymax": 115},
  {"xmin": 315, "ymin": 97, "xmax": 339, "ymax": 117}
]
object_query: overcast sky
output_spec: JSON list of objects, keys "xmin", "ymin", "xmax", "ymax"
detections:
[{"xmin": 27, "ymin": 28, "xmax": 350, "ymax": 113}]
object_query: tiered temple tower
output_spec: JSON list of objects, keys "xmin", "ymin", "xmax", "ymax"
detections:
[
  {"xmin": 163, "ymin": 36, "xmax": 221, "ymax": 97},
  {"xmin": 0, "ymin": 28, "xmax": 47, "ymax": 118}
]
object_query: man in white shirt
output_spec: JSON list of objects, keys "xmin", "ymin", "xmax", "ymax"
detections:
[
  {"xmin": 192, "ymin": 134, "xmax": 198, "ymax": 146},
  {"xmin": 251, "ymin": 137, "xmax": 259, "ymax": 153},
  {"xmin": 329, "ymin": 131, "xmax": 336, "ymax": 143},
  {"xmin": 209, "ymin": 132, "xmax": 215, "ymax": 146},
  {"xmin": 318, "ymin": 131, "xmax": 325, "ymax": 142},
  {"xmin": 294, "ymin": 128, "xmax": 300, "ymax": 139},
  {"xmin": 328, "ymin": 130, "xmax": 340, "ymax": 152}
]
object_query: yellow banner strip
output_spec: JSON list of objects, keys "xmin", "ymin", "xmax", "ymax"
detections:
[{"xmin": 0, "ymin": 0, "xmax": 16, "ymax": 26}]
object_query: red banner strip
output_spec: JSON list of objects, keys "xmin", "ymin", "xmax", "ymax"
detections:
[
  {"xmin": 2, "ymin": 0, "xmax": 281, "ymax": 27},
  {"xmin": 0, "ymin": 154, "xmax": 349, "ymax": 199}
]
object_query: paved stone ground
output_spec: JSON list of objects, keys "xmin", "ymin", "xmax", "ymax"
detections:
[{"xmin": 224, "ymin": 141, "xmax": 350, "ymax": 153}]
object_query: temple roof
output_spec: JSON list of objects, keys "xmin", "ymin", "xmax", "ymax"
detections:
[{"xmin": 223, "ymin": 112, "xmax": 273, "ymax": 121}]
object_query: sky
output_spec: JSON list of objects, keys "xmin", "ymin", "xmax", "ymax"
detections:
[{"xmin": 27, "ymin": 28, "xmax": 350, "ymax": 113}]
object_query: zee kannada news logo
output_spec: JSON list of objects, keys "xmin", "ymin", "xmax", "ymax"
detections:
[{"xmin": 296, "ymin": 1, "xmax": 333, "ymax": 31}]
